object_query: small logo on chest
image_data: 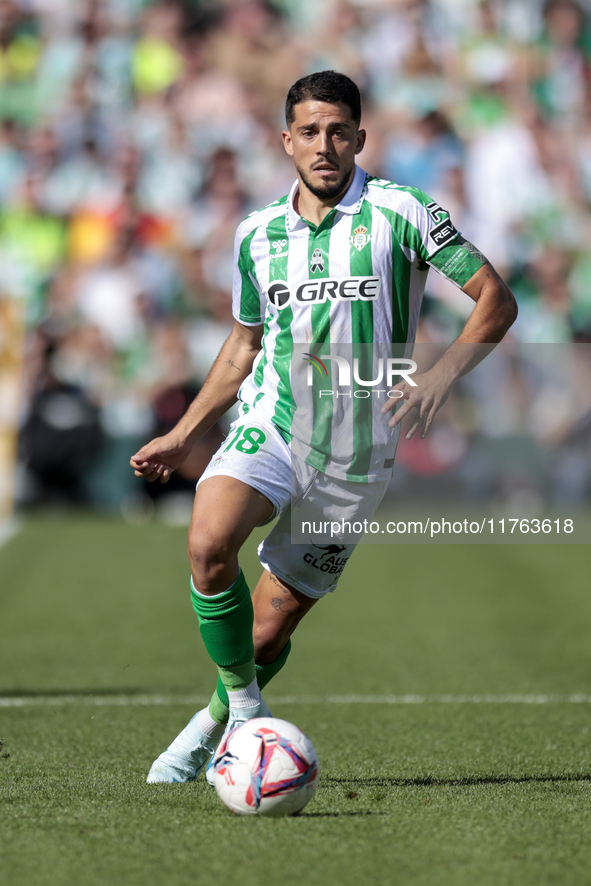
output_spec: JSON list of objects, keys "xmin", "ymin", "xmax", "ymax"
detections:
[
  {"xmin": 310, "ymin": 248, "xmax": 325, "ymax": 274},
  {"xmin": 350, "ymin": 225, "xmax": 371, "ymax": 251},
  {"xmin": 271, "ymin": 239, "xmax": 288, "ymax": 257}
]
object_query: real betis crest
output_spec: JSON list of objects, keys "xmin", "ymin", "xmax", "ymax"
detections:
[{"xmin": 350, "ymin": 225, "xmax": 371, "ymax": 251}]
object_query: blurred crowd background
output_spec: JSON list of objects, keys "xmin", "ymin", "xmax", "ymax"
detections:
[{"xmin": 2, "ymin": 0, "xmax": 591, "ymax": 518}]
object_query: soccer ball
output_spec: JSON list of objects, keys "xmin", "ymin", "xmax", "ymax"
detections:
[{"xmin": 212, "ymin": 717, "xmax": 319, "ymax": 816}]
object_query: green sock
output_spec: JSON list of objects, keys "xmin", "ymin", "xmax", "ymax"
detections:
[
  {"xmin": 191, "ymin": 570, "xmax": 256, "ymax": 699},
  {"xmin": 208, "ymin": 639, "xmax": 292, "ymax": 725}
]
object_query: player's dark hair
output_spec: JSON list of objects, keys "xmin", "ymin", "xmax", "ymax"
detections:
[{"xmin": 285, "ymin": 71, "xmax": 362, "ymax": 127}]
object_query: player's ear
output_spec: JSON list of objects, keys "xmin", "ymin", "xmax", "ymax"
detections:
[
  {"xmin": 355, "ymin": 128, "xmax": 366, "ymax": 155},
  {"xmin": 282, "ymin": 129, "xmax": 294, "ymax": 157}
]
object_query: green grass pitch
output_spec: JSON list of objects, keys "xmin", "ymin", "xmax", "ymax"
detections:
[{"xmin": 2, "ymin": 516, "xmax": 591, "ymax": 886}]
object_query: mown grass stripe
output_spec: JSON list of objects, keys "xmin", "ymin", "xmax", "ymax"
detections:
[{"xmin": 3, "ymin": 693, "xmax": 591, "ymax": 707}]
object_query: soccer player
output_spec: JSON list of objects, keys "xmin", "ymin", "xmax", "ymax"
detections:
[{"xmin": 130, "ymin": 71, "xmax": 517, "ymax": 783}]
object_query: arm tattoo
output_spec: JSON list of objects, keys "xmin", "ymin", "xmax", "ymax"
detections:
[
  {"xmin": 224, "ymin": 359, "xmax": 242, "ymax": 371},
  {"xmin": 269, "ymin": 574, "xmax": 289, "ymax": 594},
  {"xmin": 270, "ymin": 596, "xmax": 301, "ymax": 615}
]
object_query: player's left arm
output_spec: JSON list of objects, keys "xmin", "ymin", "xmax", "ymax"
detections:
[
  {"xmin": 456, "ymin": 260, "xmax": 518, "ymax": 345},
  {"xmin": 381, "ymin": 257, "xmax": 518, "ymax": 438}
]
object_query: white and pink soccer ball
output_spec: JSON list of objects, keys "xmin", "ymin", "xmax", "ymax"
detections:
[{"xmin": 212, "ymin": 717, "xmax": 319, "ymax": 816}]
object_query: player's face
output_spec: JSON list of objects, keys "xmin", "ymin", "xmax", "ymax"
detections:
[{"xmin": 282, "ymin": 101, "xmax": 366, "ymax": 202}]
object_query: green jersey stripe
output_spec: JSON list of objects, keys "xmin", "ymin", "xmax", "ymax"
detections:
[
  {"xmin": 252, "ymin": 312, "xmax": 271, "ymax": 388},
  {"xmin": 265, "ymin": 212, "xmax": 294, "ymax": 436},
  {"xmin": 347, "ymin": 198, "xmax": 375, "ymax": 480},
  {"xmin": 308, "ymin": 211, "xmax": 337, "ymax": 462},
  {"xmin": 237, "ymin": 228, "xmax": 262, "ymax": 323}
]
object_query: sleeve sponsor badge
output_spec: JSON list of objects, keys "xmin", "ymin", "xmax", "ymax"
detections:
[{"xmin": 429, "ymin": 218, "xmax": 458, "ymax": 248}]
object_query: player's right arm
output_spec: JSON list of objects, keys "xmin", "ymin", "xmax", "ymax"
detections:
[{"xmin": 130, "ymin": 320, "xmax": 263, "ymax": 483}]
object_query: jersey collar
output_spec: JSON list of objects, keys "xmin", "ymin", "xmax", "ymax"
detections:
[{"xmin": 286, "ymin": 164, "xmax": 368, "ymax": 232}]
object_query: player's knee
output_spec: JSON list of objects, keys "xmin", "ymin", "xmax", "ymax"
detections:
[
  {"xmin": 187, "ymin": 529, "xmax": 232, "ymax": 584},
  {"xmin": 254, "ymin": 635, "xmax": 285, "ymax": 666}
]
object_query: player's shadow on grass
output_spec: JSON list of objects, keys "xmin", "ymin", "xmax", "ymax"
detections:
[{"xmin": 322, "ymin": 774, "xmax": 591, "ymax": 787}]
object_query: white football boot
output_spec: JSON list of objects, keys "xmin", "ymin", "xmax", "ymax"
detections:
[
  {"xmin": 146, "ymin": 712, "xmax": 222, "ymax": 784},
  {"xmin": 205, "ymin": 698, "xmax": 272, "ymax": 786}
]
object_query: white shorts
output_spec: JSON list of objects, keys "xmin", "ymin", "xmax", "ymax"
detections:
[{"xmin": 198, "ymin": 412, "xmax": 388, "ymax": 599}]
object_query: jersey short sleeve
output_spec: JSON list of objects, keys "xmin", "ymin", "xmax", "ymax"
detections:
[
  {"xmin": 232, "ymin": 222, "xmax": 265, "ymax": 326},
  {"xmin": 387, "ymin": 186, "xmax": 460, "ymax": 264},
  {"xmin": 396, "ymin": 186, "xmax": 488, "ymax": 288}
]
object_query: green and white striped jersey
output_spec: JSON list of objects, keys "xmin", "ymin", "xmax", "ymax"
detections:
[{"xmin": 232, "ymin": 165, "xmax": 486, "ymax": 482}]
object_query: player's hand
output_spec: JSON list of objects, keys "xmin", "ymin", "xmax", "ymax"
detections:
[
  {"xmin": 380, "ymin": 368, "xmax": 453, "ymax": 439},
  {"xmin": 130, "ymin": 433, "xmax": 194, "ymax": 483}
]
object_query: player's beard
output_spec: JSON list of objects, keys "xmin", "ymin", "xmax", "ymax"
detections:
[{"xmin": 297, "ymin": 163, "xmax": 354, "ymax": 201}]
